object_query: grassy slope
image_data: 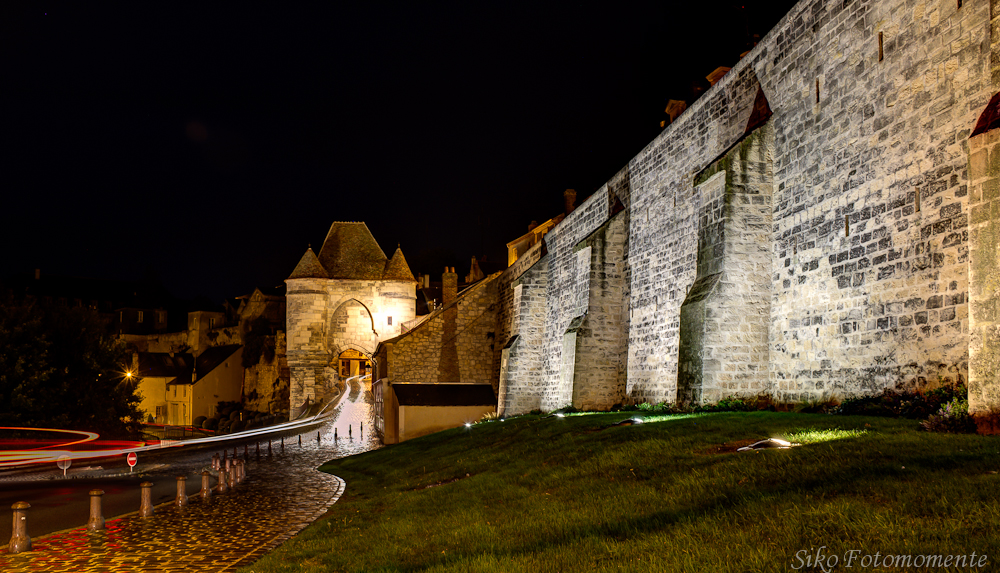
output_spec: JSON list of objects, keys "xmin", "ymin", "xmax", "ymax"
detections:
[{"xmin": 242, "ymin": 412, "xmax": 1000, "ymax": 572}]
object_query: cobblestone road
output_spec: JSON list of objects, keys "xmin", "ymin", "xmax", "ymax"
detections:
[{"xmin": 0, "ymin": 379, "xmax": 379, "ymax": 572}]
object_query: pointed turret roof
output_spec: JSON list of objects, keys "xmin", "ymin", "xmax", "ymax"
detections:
[
  {"xmin": 287, "ymin": 247, "xmax": 329, "ymax": 280},
  {"xmin": 317, "ymin": 222, "xmax": 388, "ymax": 280},
  {"xmin": 383, "ymin": 247, "xmax": 416, "ymax": 282}
]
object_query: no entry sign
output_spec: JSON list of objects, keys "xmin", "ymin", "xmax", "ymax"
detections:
[
  {"xmin": 127, "ymin": 452, "xmax": 137, "ymax": 472},
  {"xmin": 56, "ymin": 455, "xmax": 71, "ymax": 477}
]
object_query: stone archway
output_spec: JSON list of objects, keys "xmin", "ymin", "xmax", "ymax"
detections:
[
  {"xmin": 328, "ymin": 298, "xmax": 380, "ymax": 358},
  {"xmin": 332, "ymin": 344, "xmax": 375, "ymax": 379}
]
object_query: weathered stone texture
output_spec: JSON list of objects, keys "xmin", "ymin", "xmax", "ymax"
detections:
[
  {"xmin": 243, "ymin": 331, "xmax": 289, "ymax": 414},
  {"xmin": 286, "ymin": 276, "xmax": 416, "ymax": 409},
  {"xmin": 968, "ymin": 128, "xmax": 1000, "ymax": 419},
  {"xmin": 499, "ymin": 0, "xmax": 994, "ymax": 413},
  {"xmin": 384, "ymin": 276, "xmax": 499, "ymax": 385}
]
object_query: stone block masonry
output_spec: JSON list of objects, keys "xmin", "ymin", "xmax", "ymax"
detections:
[
  {"xmin": 381, "ymin": 275, "xmax": 500, "ymax": 386},
  {"xmin": 497, "ymin": 0, "xmax": 1000, "ymax": 415}
]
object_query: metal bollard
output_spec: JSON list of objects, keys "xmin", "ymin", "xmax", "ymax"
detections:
[
  {"xmin": 87, "ymin": 489, "xmax": 105, "ymax": 531},
  {"xmin": 217, "ymin": 468, "xmax": 229, "ymax": 493},
  {"xmin": 243, "ymin": 444, "xmax": 248, "ymax": 459},
  {"xmin": 317, "ymin": 431, "xmax": 320, "ymax": 443},
  {"xmin": 255, "ymin": 442, "xmax": 260, "ymax": 457},
  {"xmin": 228, "ymin": 464, "xmax": 238, "ymax": 488},
  {"xmin": 200, "ymin": 471, "xmax": 212, "ymax": 499},
  {"xmin": 221, "ymin": 449, "xmax": 227, "ymax": 468},
  {"xmin": 360, "ymin": 422, "xmax": 363, "ymax": 435},
  {"xmin": 9, "ymin": 502, "xmax": 31, "ymax": 553},
  {"xmin": 175, "ymin": 476, "xmax": 188, "ymax": 507},
  {"xmin": 281, "ymin": 436, "xmax": 285, "ymax": 451},
  {"xmin": 334, "ymin": 428, "xmax": 338, "ymax": 440},
  {"xmin": 349, "ymin": 424, "xmax": 352, "ymax": 437},
  {"xmin": 298, "ymin": 435, "xmax": 302, "ymax": 446},
  {"xmin": 139, "ymin": 482, "xmax": 154, "ymax": 517},
  {"xmin": 236, "ymin": 460, "xmax": 244, "ymax": 484},
  {"xmin": 268, "ymin": 439, "xmax": 272, "ymax": 455}
]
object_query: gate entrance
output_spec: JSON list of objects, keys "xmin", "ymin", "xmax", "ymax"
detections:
[{"xmin": 337, "ymin": 349, "xmax": 372, "ymax": 378}]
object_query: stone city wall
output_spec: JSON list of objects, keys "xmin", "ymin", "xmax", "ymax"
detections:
[{"xmin": 499, "ymin": 0, "xmax": 996, "ymax": 413}]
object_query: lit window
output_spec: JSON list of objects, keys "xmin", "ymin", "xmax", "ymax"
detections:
[
  {"xmin": 137, "ymin": 311, "xmax": 144, "ymax": 323},
  {"xmin": 210, "ymin": 318, "xmax": 216, "ymax": 328},
  {"xmin": 388, "ymin": 316, "xmax": 393, "ymax": 325}
]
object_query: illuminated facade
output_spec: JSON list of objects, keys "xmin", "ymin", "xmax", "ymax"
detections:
[
  {"xmin": 285, "ymin": 222, "xmax": 416, "ymax": 413},
  {"xmin": 493, "ymin": 0, "xmax": 1000, "ymax": 429}
]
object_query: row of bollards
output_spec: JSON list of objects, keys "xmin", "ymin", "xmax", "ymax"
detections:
[{"xmin": 8, "ymin": 454, "xmax": 251, "ymax": 554}]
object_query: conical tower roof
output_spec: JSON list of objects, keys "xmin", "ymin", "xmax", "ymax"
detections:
[
  {"xmin": 383, "ymin": 247, "xmax": 416, "ymax": 282},
  {"xmin": 287, "ymin": 247, "xmax": 329, "ymax": 280},
  {"xmin": 317, "ymin": 222, "xmax": 388, "ymax": 280}
]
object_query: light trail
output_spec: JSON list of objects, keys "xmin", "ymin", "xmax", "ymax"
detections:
[{"xmin": 0, "ymin": 375, "xmax": 360, "ymax": 470}]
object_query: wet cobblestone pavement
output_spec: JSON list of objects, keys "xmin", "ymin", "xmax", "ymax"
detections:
[{"xmin": 0, "ymin": 379, "xmax": 379, "ymax": 572}]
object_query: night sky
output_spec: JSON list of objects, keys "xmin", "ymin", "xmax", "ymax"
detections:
[{"xmin": 3, "ymin": 1, "xmax": 797, "ymax": 302}]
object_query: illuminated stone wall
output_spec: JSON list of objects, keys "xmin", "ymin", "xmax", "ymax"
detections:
[
  {"xmin": 287, "ymin": 277, "xmax": 416, "ymax": 411},
  {"xmin": 382, "ymin": 276, "xmax": 499, "ymax": 385},
  {"xmin": 968, "ymin": 126, "xmax": 1000, "ymax": 429},
  {"xmin": 499, "ymin": 0, "xmax": 996, "ymax": 414}
]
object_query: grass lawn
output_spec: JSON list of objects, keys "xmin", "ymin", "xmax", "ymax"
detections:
[{"xmin": 241, "ymin": 411, "xmax": 1000, "ymax": 572}]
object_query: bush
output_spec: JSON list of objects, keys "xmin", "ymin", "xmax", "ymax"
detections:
[
  {"xmin": 193, "ymin": 415, "xmax": 207, "ymax": 428},
  {"xmin": 921, "ymin": 397, "xmax": 977, "ymax": 433},
  {"xmin": 833, "ymin": 385, "xmax": 966, "ymax": 419},
  {"xmin": 695, "ymin": 397, "xmax": 757, "ymax": 413},
  {"xmin": 231, "ymin": 420, "xmax": 246, "ymax": 433},
  {"xmin": 217, "ymin": 400, "xmax": 240, "ymax": 418},
  {"xmin": 203, "ymin": 417, "xmax": 219, "ymax": 431},
  {"xmin": 229, "ymin": 410, "xmax": 244, "ymax": 422}
]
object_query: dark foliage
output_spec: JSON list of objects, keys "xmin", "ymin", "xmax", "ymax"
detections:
[
  {"xmin": 0, "ymin": 300, "xmax": 142, "ymax": 436},
  {"xmin": 920, "ymin": 397, "xmax": 977, "ymax": 433},
  {"xmin": 242, "ymin": 315, "xmax": 275, "ymax": 368},
  {"xmin": 832, "ymin": 385, "xmax": 965, "ymax": 419}
]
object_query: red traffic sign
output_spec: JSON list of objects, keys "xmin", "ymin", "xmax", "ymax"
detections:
[{"xmin": 127, "ymin": 452, "xmax": 137, "ymax": 467}]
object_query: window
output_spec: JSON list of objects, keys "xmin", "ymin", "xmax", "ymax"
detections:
[
  {"xmin": 387, "ymin": 316, "xmax": 393, "ymax": 326},
  {"xmin": 209, "ymin": 318, "xmax": 216, "ymax": 328},
  {"xmin": 158, "ymin": 311, "xmax": 166, "ymax": 324},
  {"xmin": 137, "ymin": 310, "xmax": 144, "ymax": 323}
]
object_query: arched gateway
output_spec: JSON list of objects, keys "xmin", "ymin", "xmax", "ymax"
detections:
[{"xmin": 285, "ymin": 222, "xmax": 416, "ymax": 414}]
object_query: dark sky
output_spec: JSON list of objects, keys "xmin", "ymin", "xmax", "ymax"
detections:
[{"xmin": 2, "ymin": 1, "xmax": 797, "ymax": 302}]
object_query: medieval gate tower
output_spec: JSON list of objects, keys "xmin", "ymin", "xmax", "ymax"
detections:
[{"xmin": 285, "ymin": 222, "xmax": 416, "ymax": 413}]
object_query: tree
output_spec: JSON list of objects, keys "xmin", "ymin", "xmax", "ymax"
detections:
[{"xmin": 0, "ymin": 300, "xmax": 143, "ymax": 436}]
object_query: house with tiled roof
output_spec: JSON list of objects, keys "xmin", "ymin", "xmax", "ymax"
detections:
[
  {"xmin": 285, "ymin": 222, "xmax": 417, "ymax": 413},
  {"xmin": 135, "ymin": 345, "xmax": 243, "ymax": 425}
]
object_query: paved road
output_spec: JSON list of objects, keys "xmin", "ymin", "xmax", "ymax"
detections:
[{"xmin": 0, "ymin": 376, "xmax": 379, "ymax": 572}]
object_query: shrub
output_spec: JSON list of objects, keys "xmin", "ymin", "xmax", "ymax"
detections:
[
  {"xmin": 203, "ymin": 417, "xmax": 219, "ymax": 431},
  {"xmin": 834, "ymin": 384, "xmax": 966, "ymax": 419},
  {"xmin": 921, "ymin": 397, "xmax": 977, "ymax": 433},
  {"xmin": 231, "ymin": 420, "xmax": 246, "ymax": 433},
  {"xmin": 696, "ymin": 397, "xmax": 756, "ymax": 413},
  {"xmin": 193, "ymin": 415, "xmax": 207, "ymax": 428}
]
